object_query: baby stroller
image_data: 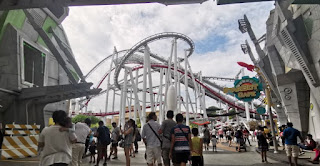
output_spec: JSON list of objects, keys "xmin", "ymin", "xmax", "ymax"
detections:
[{"xmin": 236, "ymin": 138, "xmax": 247, "ymax": 152}]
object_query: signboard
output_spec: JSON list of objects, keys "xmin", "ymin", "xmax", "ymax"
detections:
[
  {"xmin": 217, "ymin": 0, "xmax": 320, "ymax": 5},
  {"xmin": 223, "ymin": 76, "xmax": 263, "ymax": 102},
  {"xmin": 257, "ymin": 107, "xmax": 266, "ymax": 115}
]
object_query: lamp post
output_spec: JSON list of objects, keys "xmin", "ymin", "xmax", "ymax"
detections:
[
  {"xmin": 239, "ymin": 15, "xmax": 279, "ymax": 153},
  {"xmin": 255, "ymin": 67, "xmax": 279, "ymax": 153}
]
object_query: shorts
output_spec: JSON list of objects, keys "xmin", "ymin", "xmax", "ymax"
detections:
[
  {"xmin": 191, "ymin": 156, "xmax": 203, "ymax": 166},
  {"xmin": 285, "ymin": 145, "xmax": 299, "ymax": 157},
  {"xmin": 112, "ymin": 142, "xmax": 118, "ymax": 147},
  {"xmin": 97, "ymin": 144, "xmax": 107, "ymax": 157},
  {"xmin": 203, "ymin": 138, "xmax": 210, "ymax": 144},
  {"xmin": 219, "ymin": 134, "xmax": 223, "ymax": 138},
  {"xmin": 162, "ymin": 148, "xmax": 170, "ymax": 166},
  {"xmin": 146, "ymin": 146, "xmax": 162, "ymax": 164},
  {"xmin": 227, "ymin": 136, "xmax": 232, "ymax": 141},
  {"xmin": 175, "ymin": 152, "xmax": 190, "ymax": 164}
]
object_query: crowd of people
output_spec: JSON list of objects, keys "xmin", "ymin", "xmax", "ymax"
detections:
[
  {"xmin": 37, "ymin": 110, "xmax": 205, "ymax": 166},
  {"xmin": 35, "ymin": 110, "xmax": 320, "ymax": 166}
]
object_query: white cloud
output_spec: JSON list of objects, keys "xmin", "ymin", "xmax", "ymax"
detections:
[{"xmin": 62, "ymin": 1, "xmax": 274, "ymax": 113}]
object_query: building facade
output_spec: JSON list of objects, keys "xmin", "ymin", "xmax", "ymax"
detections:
[
  {"xmin": 0, "ymin": 8, "xmax": 100, "ymax": 128},
  {"xmin": 260, "ymin": 1, "xmax": 320, "ymax": 140}
]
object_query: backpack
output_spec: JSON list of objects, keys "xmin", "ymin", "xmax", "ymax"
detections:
[
  {"xmin": 135, "ymin": 130, "xmax": 142, "ymax": 142},
  {"xmin": 235, "ymin": 130, "xmax": 242, "ymax": 138},
  {"xmin": 99, "ymin": 126, "xmax": 111, "ymax": 145}
]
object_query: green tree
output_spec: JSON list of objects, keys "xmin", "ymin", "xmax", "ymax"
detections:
[
  {"xmin": 136, "ymin": 118, "xmax": 141, "ymax": 128},
  {"xmin": 72, "ymin": 115, "xmax": 100, "ymax": 126},
  {"xmin": 189, "ymin": 122, "xmax": 198, "ymax": 129},
  {"xmin": 228, "ymin": 108, "xmax": 236, "ymax": 120}
]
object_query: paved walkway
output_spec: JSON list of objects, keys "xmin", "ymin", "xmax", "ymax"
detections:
[
  {"xmin": 0, "ymin": 140, "xmax": 289, "ymax": 166},
  {"xmin": 256, "ymin": 146, "xmax": 317, "ymax": 166}
]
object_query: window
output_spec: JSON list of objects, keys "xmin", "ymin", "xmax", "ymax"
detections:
[{"xmin": 23, "ymin": 42, "xmax": 46, "ymax": 87}]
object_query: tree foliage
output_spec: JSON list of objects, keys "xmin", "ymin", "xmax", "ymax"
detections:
[
  {"xmin": 72, "ymin": 115, "xmax": 100, "ymax": 125},
  {"xmin": 248, "ymin": 120, "xmax": 259, "ymax": 131}
]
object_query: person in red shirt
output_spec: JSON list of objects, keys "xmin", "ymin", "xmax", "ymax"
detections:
[
  {"xmin": 299, "ymin": 134, "xmax": 316, "ymax": 151},
  {"xmin": 309, "ymin": 143, "xmax": 320, "ymax": 164}
]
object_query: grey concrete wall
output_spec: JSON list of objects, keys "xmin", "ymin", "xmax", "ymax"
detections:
[{"xmin": 0, "ymin": 9, "xmax": 75, "ymax": 127}]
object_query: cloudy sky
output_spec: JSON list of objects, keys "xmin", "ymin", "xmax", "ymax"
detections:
[{"xmin": 62, "ymin": 1, "xmax": 274, "ymax": 113}]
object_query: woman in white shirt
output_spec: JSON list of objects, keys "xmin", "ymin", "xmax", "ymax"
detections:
[{"xmin": 38, "ymin": 110, "xmax": 77, "ymax": 166}]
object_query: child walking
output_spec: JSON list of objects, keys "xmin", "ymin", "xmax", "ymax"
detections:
[
  {"xmin": 211, "ymin": 135, "xmax": 218, "ymax": 152},
  {"xmin": 89, "ymin": 140, "xmax": 97, "ymax": 163},
  {"xmin": 191, "ymin": 128, "xmax": 204, "ymax": 166}
]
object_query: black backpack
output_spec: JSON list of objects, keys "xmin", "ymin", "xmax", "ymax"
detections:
[{"xmin": 99, "ymin": 126, "xmax": 111, "ymax": 145}]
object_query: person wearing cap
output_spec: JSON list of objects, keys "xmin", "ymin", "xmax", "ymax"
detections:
[{"xmin": 71, "ymin": 118, "xmax": 92, "ymax": 166}]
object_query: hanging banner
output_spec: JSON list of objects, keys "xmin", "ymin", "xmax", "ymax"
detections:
[{"xmin": 223, "ymin": 76, "xmax": 263, "ymax": 102}]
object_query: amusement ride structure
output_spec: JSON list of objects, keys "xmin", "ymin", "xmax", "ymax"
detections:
[{"xmin": 74, "ymin": 32, "xmax": 268, "ymax": 128}]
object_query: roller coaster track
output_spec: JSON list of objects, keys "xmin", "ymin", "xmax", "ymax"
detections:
[{"xmin": 81, "ymin": 32, "xmax": 273, "ymax": 117}]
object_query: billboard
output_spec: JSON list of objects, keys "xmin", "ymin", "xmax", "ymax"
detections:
[{"xmin": 223, "ymin": 76, "xmax": 263, "ymax": 102}]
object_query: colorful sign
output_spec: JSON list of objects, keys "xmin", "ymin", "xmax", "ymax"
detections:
[
  {"xmin": 257, "ymin": 107, "xmax": 266, "ymax": 115},
  {"xmin": 223, "ymin": 76, "xmax": 263, "ymax": 102}
]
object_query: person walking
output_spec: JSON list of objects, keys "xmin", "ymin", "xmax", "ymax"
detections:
[
  {"xmin": 235, "ymin": 128, "xmax": 243, "ymax": 152},
  {"xmin": 95, "ymin": 121, "xmax": 111, "ymax": 166},
  {"xmin": 108, "ymin": 122, "xmax": 120, "ymax": 160},
  {"xmin": 130, "ymin": 126, "xmax": 136, "ymax": 158},
  {"xmin": 89, "ymin": 140, "xmax": 97, "ymax": 163},
  {"xmin": 218, "ymin": 128, "xmax": 224, "ymax": 142},
  {"xmin": 243, "ymin": 128, "xmax": 251, "ymax": 146},
  {"xmin": 211, "ymin": 135, "xmax": 217, "ymax": 152},
  {"xmin": 71, "ymin": 118, "xmax": 92, "ymax": 166},
  {"xmin": 121, "ymin": 119, "xmax": 136, "ymax": 166},
  {"xmin": 142, "ymin": 112, "xmax": 162, "ymax": 166},
  {"xmin": 38, "ymin": 110, "xmax": 77, "ymax": 166},
  {"xmin": 133, "ymin": 125, "xmax": 140, "ymax": 153},
  {"xmin": 159, "ymin": 110, "xmax": 176, "ymax": 166},
  {"xmin": 191, "ymin": 128, "xmax": 203, "ymax": 166},
  {"xmin": 257, "ymin": 126, "xmax": 269, "ymax": 163},
  {"xmin": 169, "ymin": 113, "xmax": 192, "ymax": 166},
  {"xmin": 202, "ymin": 124, "xmax": 210, "ymax": 151},
  {"xmin": 283, "ymin": 122, "xmax": 303, "ymax": 166},
  {"xmin": 226, "ymin": 129, "xmax": 232, "ymax": 147}
]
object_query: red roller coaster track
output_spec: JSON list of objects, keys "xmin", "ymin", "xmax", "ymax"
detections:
[{"xmin": 80, "ymin": 64, "xmax": 274, "ymax": 117}]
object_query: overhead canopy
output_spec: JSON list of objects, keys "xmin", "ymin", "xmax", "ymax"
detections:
[{"xmin": 216, "ymin": 0, "xmax": 318, "ymax": 5}]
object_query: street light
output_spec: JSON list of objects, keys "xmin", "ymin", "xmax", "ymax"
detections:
[
  {"xmin": 241, "ymin": 44, "xmax": 248, "ymax": 54},
  {"xmin": 238, "ymin": 19, "xmax": 248, "ymax": 33}
]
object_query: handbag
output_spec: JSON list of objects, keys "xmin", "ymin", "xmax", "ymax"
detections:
[{"xmin": 119, "ymin": 139, "xmax": 125, "ymax": 148}]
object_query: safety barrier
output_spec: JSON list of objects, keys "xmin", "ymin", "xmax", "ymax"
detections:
[{"xmin": 1, "ymin": 123, "xmax": 40, "ymax": 160}]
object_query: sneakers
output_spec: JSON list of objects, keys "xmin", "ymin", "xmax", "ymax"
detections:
[{"xmin": 112, "ymin": 156, "xmax": 118, "ymax": 159}]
